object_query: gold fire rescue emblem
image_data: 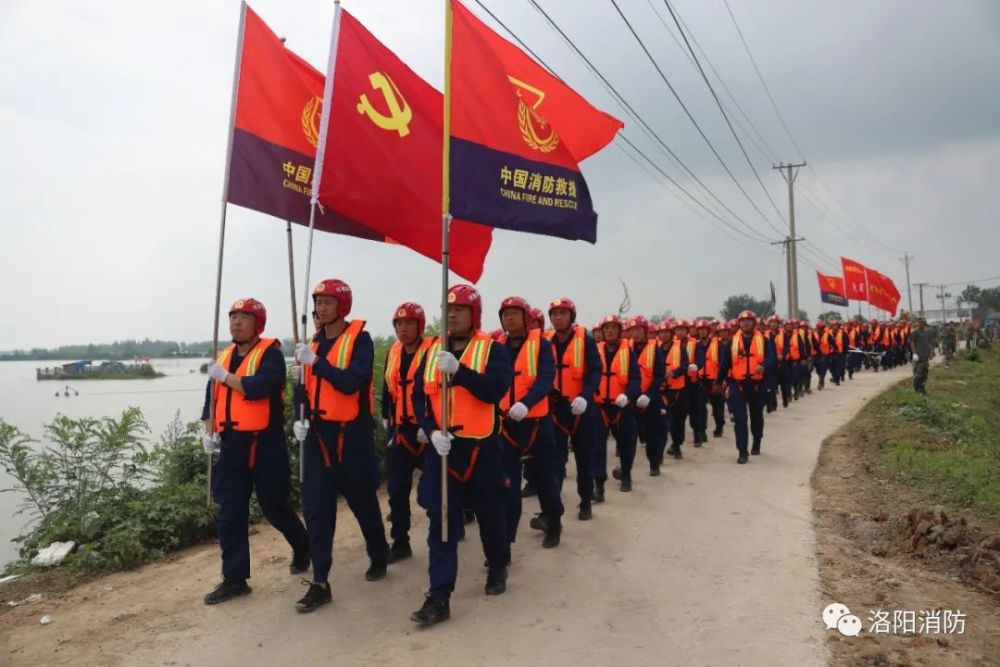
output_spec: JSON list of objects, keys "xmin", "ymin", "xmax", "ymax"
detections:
[
  {"xmin": 301, "ymin": 96, "xmax": 322, "ymax": 148},
  {"xmin": 508, "ymin": 76, "xmax": 559, "ymax": 153}
]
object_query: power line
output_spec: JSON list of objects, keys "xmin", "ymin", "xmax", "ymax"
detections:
[{"xmin": 606, "ymin": 0, "xmax": 786, "ymax": 238}]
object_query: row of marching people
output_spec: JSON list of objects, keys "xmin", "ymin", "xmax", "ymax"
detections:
[{"xmin": 196, "ymin": 280, "xmax": 910, "ymax": 626}]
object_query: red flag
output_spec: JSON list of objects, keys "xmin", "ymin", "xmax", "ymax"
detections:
[
  {"xmin": 229, "ymin": 7, "xmax": 491, "ymax": 282},
  {"xmin": 865, "ymin": 268, "xmax": 901, "ymax": 316},
  {"xmin": 448, "ymin": 0, "xmax": 623, "ymax": 242},
  {"xmin": 840, "ymin": 257, "xmax": 869, "ymax": 301},
  {"xmin": 816, "ymin": 271, "xmax": 848, "ymax": 307}
]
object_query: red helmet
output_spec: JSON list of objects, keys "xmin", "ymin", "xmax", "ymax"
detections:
[
  {"xmin": 709, "ymin": 319, "xmax": 720, "ymax": 330},
  {"xmin": 767, "ymin": 315, "xmax": 780, "ymax": 324},
  {"xmin": 695, "ymin": 319, "xmax": 709, "ymax": 329},
  {"xmin": 392, "ymin": 302, "xmax": 426, "ymax": 335},
  {"xmin": 601, "ymin": 314, "xmax": 623, "ymax": 330},
  {"xmin": 815, "ymin": 320, "xmax": 826, "ymax": 328},
  {"xmin": 548, "ymin": 297, "xmax": 577, "ymax": 323},
  {"xmin": 784, "ymin": 318, "xmax": 796, "ymax": 327},
  {"xmin": 312, "ymin": 279, "xmax": 353, "ymax": 318},
  {"xmin": 498, "ymin": 296, "xmax": 531, "ymax": 322},
  {"xmin": 646, "ymin": 322, "xmax": 657, "ymax": 335},
  {"xmin": 447, "ymin": 284, "xmax": 483, "ymax": 330},
  {"xmin": 657, "ymin": 319, "xmax": 673, "ymax": 333},
  {"xmin": 229, "ymin": 298, "xmax": 267, "ymax": 336},
  {"xmin": 528, "ymin": 308, "xmax": 545, "ymax": 329},
  {"xmin": 728, "ymin": 319, "xmax": 739, "ymax": 329},
  {"xmin": 674, "ymin": 319, "xmax": 691, "ymax": 330},
  {"xmin": 737, "ymin": 310, "xmax": 757, "ymax": 321},
  {"xmin": 626, "ymin": 315, "xmax": 648, "ymax": 331}
]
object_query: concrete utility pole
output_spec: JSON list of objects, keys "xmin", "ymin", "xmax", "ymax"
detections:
[
  {"xmin": 914, "ymin": 282, "xmax": 928, "ymax": 318},
  {"xmin": 774, "ymin": 161, "xmax": 806, "ymax": 319},
  {"xmin": 899, "ymin": 252, "xmax": 914, "ymax": 314},
  {"xmin": 771, "ymin": 238, "xmax": 804, "ymax": 318},
  {"xmin": 937, "ymin": 284, "xmax": 952, "ymax": 322}
]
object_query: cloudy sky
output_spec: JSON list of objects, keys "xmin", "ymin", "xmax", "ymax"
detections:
[{"xmin": 2, "ymin": 0, "xmax": 999, "ymax": 350}]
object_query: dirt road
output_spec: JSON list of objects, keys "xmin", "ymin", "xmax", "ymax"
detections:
[{"xmin": 0, "ymin": 365, "xmax": 912, "ymax": 666}]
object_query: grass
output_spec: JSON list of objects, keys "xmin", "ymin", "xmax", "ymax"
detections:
[{"xmin": 863, "ymin": 348, "xmax": 1000, "ymax": 517}]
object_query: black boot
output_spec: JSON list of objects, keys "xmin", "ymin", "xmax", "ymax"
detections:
[
  {"xmin": 295, "ymin": 581, "xmax": 331, "ymax": 613},
  {"xmin": 289, "ymin": 550, "xmax": 310, "ymax": 575},
  {"xmin": 485, "ymin": 567, "xmax": 507, "ymax": 595},
  {"xmin": 751, "ymin": 439, "xmax": 761, "ymax": 455},
  {"xmin": 411, "ymin": 596, "xmax": 450, "ymax": 625},
  {"xmin": 737, "ymin": 453, "xmax": 749, "ymax": 464},
  {"xmin": 203, "ymin": 578, "xmax": 251, "ymax": 605},
  {"xmin": 542, "ymin": 517, "xmax": 561, "ymax": 549},
  {"xmin": 578, "ymin": 502, "xmax": 592, "ymax": 521},
  {"xmin": 365, "ymin": 558, "xmax": 388, "ymax": 582},
  {"xmin": 668, "ymin": 444, "xmax": 683, "ymax": 459},
  {"xmin": 463, "ymin": 508, "xmax": 476, "ymax": 525},
  {"xmin": 713, "ymin": 427, "xmax": 723, "ymax": 437},
  {"xmin": 388, "ymin": 540, "xmax": 412, "ymax": 564},
  {"xmin": 529, "ymin": 514, "xmax": 548, "ymax": 531},
  {"xmin": 611, "ymin": 467, "xmax": 622, "ymax": 480},
  {"xmin": 650, "ymin": 464, "xmax": 661, "ymax": 476},
  {"xmin": 620, "ymin": 475, "xmax": 632, "ymax": 492},
  {"xmin": 520, "ymin": 482, "xmax": 538, "ymax": 498},
  {"xmin": 594, "ymin": 479, "xmax": 605, "ymax": 503}
]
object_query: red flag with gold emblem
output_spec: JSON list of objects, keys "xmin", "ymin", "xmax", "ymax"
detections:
[
  {"xmin": 840, "ymin": 257, "xmax": 869, "ymax": 302},
  {"xmin": 817, "ymin": 271, "xmax": 848, "ymax": 307},
  {"xmin": 227, "ymin": 6, "xmax": 492, "ymax": 282},
  {"xmin": 447, "ymin": 0, "xmax": 623, "ymax": 242}
]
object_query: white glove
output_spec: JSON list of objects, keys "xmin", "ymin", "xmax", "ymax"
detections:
[
  {"xmin": 437, "ymin": 351, "xmax": 460, "ymax": 374},
  {"xmin": 201, "ymin": 432, "xmax": 220, "ymax": 455},
  {"xmin": 688, "ymin": 363, "xmax": 699, "ymax": 373},
  {"xmin": 570, "ymin": 396, "xmax": 588, "ymax": 415},
  {"xmin": 417, "ymin": 428, "xmax": 429, "ymax": 445},
  {"xmin": 660, "ymin": 408, "xmax": 667, "ymax": 415},
  {"xmin": 291, "ymin": 365, "xmax": 302, "ymax": 382},
  {"xmin": 614, "ymin": 394, "xmax": 629, "ymax": 408},
  {"xmin": 208, "ymin": 363, "xmax": 228, "ymax": 383},
  {"xmin": 912, "ymin": 353, "xmax": 919, "ymax": 362},
  {"xmin": 295, "ymin": 343, "xmax": 317, "ymax": 366},
  {"xmin": 292, "ymin": 419, "xmax": 309, "ymax": 443},
  {"xmin": 430, "ymin": 430, "xmax": 453, "ymax": 456},
  {"xmin": 636, "ymin": 394, "xmax": 650, "ymax": 410},
  {"xmin": 381, "ymin": 418, "xmax": 389, "ymax": 431},
  {"xmin": 507, "ymin": 402, "xmax": 529, "ymax": 421}
]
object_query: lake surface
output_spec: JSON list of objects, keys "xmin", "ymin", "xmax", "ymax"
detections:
[{"xmin": 0, "ymin": 358, "xmax": 214, "ymax": 567}]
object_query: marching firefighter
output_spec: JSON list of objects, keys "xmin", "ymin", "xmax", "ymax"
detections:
[
  {"xmin": 381, "ymin": 302, "xmax": 435, "ymax": 564},
  {"xmin": 410, "ymin": 284, "xmax": 513, "ymax": 626},
  {"xmin": 292, "ymin": 280, "xmax": 390, "ymax": 613},
  {"xmin": 201, "ymin": 298, "xmax": 310, "ymax": 605},
  {"xmin": 593, "ymin": 315, "xmax": 640, "ymax": 493},
  {"xmin": 813, "ymin": 320, "xmax": 831, "ymax": 390},
  {"xmin": 661, "ymin": 320, "xmax": 692, "ymax": 459},
  {"xmin": 716, "ymin": 311, "xmax": 777, "ymax": 464},
  {"xmin": 708, "ymin": 322, "xmax": 730, "ymax": 436},
  {"xmin": 764, "ymin": 316, "xmax": 781, "ymax": 413},
  {"xmin": 827, "ymin": 319, "xmax": 848, "ymax": 385},
  {"xmin": 496, "ymin": 297, "xmax": 563, "ymax": 550},
  {"xmin": 519, "ymin": 307, "xmax": 546, "ymax": 497},
  {"xmin": 546, "ymin": 298, "xmax": 601, "ymax": 517},
  {"xmin": 690, "ymin": 320, "xmax": 712, "ymax": 442},
  {"xmin": 773, "ymin": 318, "xmax": 804, "ymax": 408},
  {"xmin": 626, "ymin": 317, "xmax": 667, "ymax": 474}
]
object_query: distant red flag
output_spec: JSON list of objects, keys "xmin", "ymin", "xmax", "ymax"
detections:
[
  {"xmin": 817, "ymin": 271, "xmax": 848, "ymax": 307},
  {"xmin": 228, "ymin": 6, "xmax": 491, "ymax": 282},
  {"xmin": 865, "ymin": 268, "xmax": 901, "ymax": 316},
  {"xmin": 840, "ymin": 257, "xmax": 869, "ymax": 301},
  {"xmin": 447, "ymin": 0, "xmax": 623, "ymax": 242}
]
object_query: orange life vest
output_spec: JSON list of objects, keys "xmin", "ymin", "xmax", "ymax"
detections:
[
  {"xmin": 303, "ymin": 320, "xmax": 372, "ymax": 423},
  {"xmin": 685, "ymin": 338, "xmax": 699, "ymax": 381},
  {"xmin": 423, "ymin": 332, "xmax": 496, "ymax": 440},
  {"xmin": 848, "ymin": 329, "xmax": 858, "ymax": 347},
  {"xmin": 499, "ymin": 329, "xmax": 549, "ymax": 418},
  {"xmin": 546, "ymin": 325, "xmax": 586, "ymax": 400},
  {"xmin": 635, "ymin": 340, "xmax": 658, "ymax": 392},
  {"xmin": 729, "ymin": 332, "xmax": 766, "ymax": 381},
  {"xmin": 595, "ymin": 341, "xmax": 630, "ymax": 404},
  {"xmin": 384, "ymin": 337, "xmax": 435, "ymax": 426},
  {"xmin": 702, "ymin": 337, "xmax": 720, "ymax": 380},
  {"xmin": 775, "ymin": 330, "xmax": 801, "ymax": 361},
  {"xmin": 213, "ymin": 337, "xmax": 279, "ymax": 433},
  {"xmin": 664, "ymin": 338, "xmax": 685, "ymax": 390}
]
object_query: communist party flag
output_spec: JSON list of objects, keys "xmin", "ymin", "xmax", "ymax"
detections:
[
  {"xmin": 447, "ymin": 0, "xmax": 624, "ymax": 242},
  {"xmin": 817, "ymin": 271, "xmax": 848, "ymax": 307},
  {"xmin": 865, "ymin": 268, "xmax": 901, "ymax": 316},
  {"xmin": 840, "ymin": 257, "xmax": 869, "ymax": 301},
  {"xmin": 228, "ymin": 6, "xmax": 492, "ymax": 282}
]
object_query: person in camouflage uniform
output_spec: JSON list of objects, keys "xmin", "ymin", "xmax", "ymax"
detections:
[{"xmin": 910, "ymin": 317, "xmax": 932, "ymax": 395}]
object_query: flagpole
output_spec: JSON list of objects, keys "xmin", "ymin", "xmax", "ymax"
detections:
[
  {"xmin": 207, "ymin": 0, "xmax": 248, "ymax": 508},
  {"xmin": 438, "ymin": 0, "xmax": 455, "ymax": 543},
  {"xmin": 286, "ymin": 221, "xmax": 299, "ymax": 344}
]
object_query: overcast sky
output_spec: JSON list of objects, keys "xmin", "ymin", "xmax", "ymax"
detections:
[{"xmin": 2, "ymin": 0, "xmax": 999, "ymax": 350}]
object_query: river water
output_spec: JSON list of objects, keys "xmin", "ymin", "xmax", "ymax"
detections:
[{"xmin": 0, "ymin": 358, "xmax": 213, "ymax": 567}]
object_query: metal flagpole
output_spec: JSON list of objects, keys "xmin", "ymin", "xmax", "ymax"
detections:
[
  {"xmin": 297, "ymin": 0, "xmax": 343, "ymax": 484},
  {"xmin": 439, "ymin": 0, "xmax": 455, "ymax": 542},
  {"xmin": 286, "ymin": 221, "xmax": 299, "ymax": 343},
  {"xmin": 208, "ymin": 0, "xmax": 248, "ymax": 508}
]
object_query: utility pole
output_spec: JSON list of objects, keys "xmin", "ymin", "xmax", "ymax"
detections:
[
  {"xmin": 937, "ymin": 284, "xmax": 952, "ymax": 323},
  {"xmin": 914, "ymin": 282, "xmax": 928, "ymax": 318},
  {"xmin": 774, "ymin": 161, "xmax": 806, "ymax": 320},
  {"xmin": 899, "ymin": 252, "xmax": 914, "ymax": 314},
  {"xmin": 771, "ymin": 237, "xmax": 804, "ymax": 318}
]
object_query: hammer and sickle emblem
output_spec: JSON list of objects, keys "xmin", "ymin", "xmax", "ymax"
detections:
[{"xmin": 357, "ymin": 72, "xmax": 412, "ymax": 138}]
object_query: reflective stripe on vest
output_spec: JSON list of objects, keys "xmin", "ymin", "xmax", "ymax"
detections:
[
  {"xmin": 636, "ymin": 341, "xmax": 657, "ymax": 392},
  {"xmin": 304, "ymin": 320, "xmax": 369, "ymax": 422},
  {"xmin": 385, "ymin": 337, "xmax": 434, "ymax": 426},
  {"xmin": 664, "ymin": 338, "xmax": 685, "ymax": 390},
  {"xmin": 214, "ymin": 337, "xmax": 277, "ymax": 433},
  {"xmin": 546, "ymin": 326, "xmax": 586, "ymax": 400},
  {"xmin": 595, "ymin": 341, "xmax": 630, "ymax": 403},
  {"xmin": 424, "ymin": 332, "xmax": 496, "ymax": 440},
  {"xmin": 776, "ymin": 331, "xmax": 801, "ymax": 361},
  {"xmin": 730, "ymin": 332, "xmax": 766, "ymax": 381},
  {"xmin": 703, "ymin": 337, "xmax": 720, "ymax": 379},
  {"xmin": 500, "ymin": 329, "xmax": 549, "ymax": 418}
]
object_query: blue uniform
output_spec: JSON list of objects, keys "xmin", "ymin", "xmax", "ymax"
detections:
[
  {"xmin": 201, "ymin": 345, "xmax": 308, "ymax": 582},
  {"xmin": 662, "ymin": 341, "xmax": 690, "ymax": 453},
  {"xmin": 295, "ymin": 327, "xmax": 388, "ymax": 584},
  {"xmin": 717, "ymin": 333, "xmax": 778, "ymax": 457},
  {"xmin": 413, "ymin": 339, "xmax": 512, "ymax": 602},
  {"xmin": 593, "ymin": 341, "xmax": 641, "ymax": 481},
  {"xmin": 690, "ymin": 338, "xmax": 711, "ymax": 437},
  {"xmin": 634, "ymin": 342, "xmax": 667, "ymax": 468},
  {"xmin": 549, "ymin": 329, "xmax": 602, "ymax": 505},
  {"xmin": 381, "ymin": 349, "xmax": 425, "ymax": 546}
]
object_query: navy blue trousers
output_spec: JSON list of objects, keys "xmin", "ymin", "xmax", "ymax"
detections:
[
  {"xmin": 551, "ymin": 399, "xmax": 597, "ymax": 504},
  {"xmin": 302, "ymin": 420, "xmax": 389, "ymax": 584},
  {"xmin": 418, "ymin": 436, "xmax": 508, "ymax": 602},
  {"xmin": 726, "ymin": 380, "xmax": 766, "ymax": 456},
  {"xmin": 213, "ymin": 429, "xmax": 308, "ymax": 581},
  {"xmin": 386, "ymin": 424, "xmax": 425, "ymax": 544},
  {"xmin": 594, "ymin": 404, "xmax": 637, "ymax": 480},
  {"xmin": 500, "ymin": 417, "xmax": 563, "ymax": 545},
  {"xmin": 637, "ymin": 396, "xmax": 668, "ymax": 467}
]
